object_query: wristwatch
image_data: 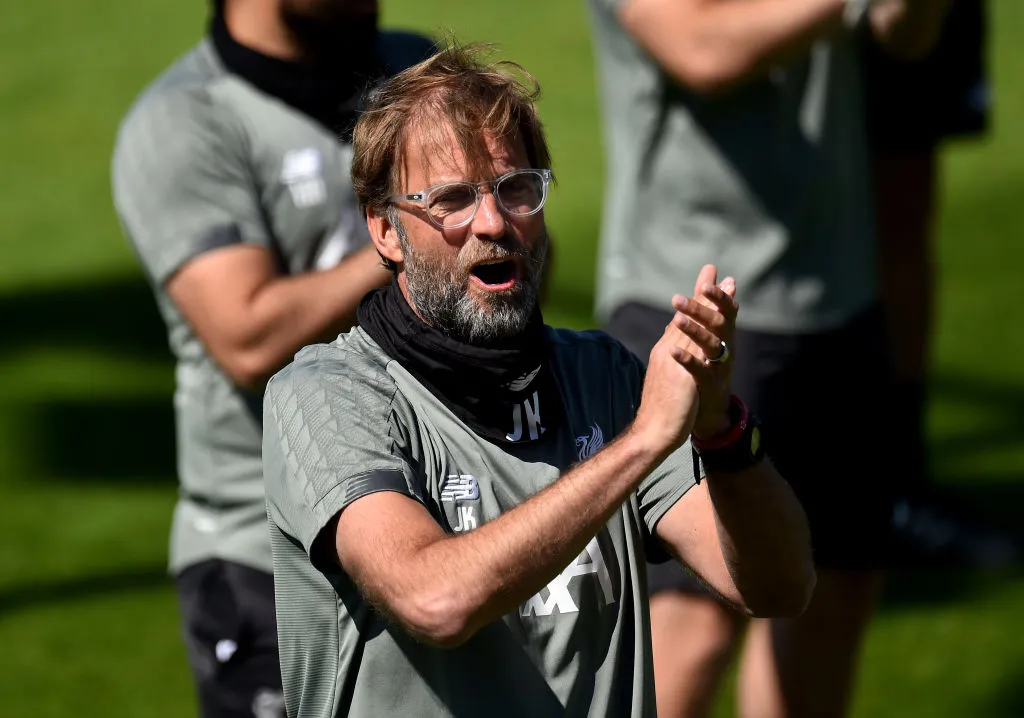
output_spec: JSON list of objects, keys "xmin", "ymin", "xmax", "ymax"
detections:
[{"xmin": 690, "ymin": 395, "xmax": 765, "ymax": 481}]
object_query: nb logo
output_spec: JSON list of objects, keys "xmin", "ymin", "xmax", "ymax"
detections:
[
  {"xmin": 506, "ymin": 365, "xmax": 541, "ymax": 392},
  {"xmin": 441, "ymin": 474, "xmax": 480, "ymax": 534},
  {"xmin": 281, "ymin": 148, "xmax": 326, "ymax": 208},
  {"xmin": 441, "ymin": 474, "xmax": 479, "ymax": 502},
  {"xmin": 520, "ymin": 536, "xmax": 616, "ymax": 617}
]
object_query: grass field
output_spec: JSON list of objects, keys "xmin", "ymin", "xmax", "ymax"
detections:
[{"xmin": 1, "ymin": 1, "xmax": 1022, "ymax": 716}]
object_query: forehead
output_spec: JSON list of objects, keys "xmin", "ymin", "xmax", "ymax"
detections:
[{"xmin": 399, "ymin": 119, "xmax": 529, "ymax": 188}]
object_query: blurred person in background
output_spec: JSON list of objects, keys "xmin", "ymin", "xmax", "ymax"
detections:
[
  {"xmin": 262, "ymin": 43, "xmax": 815, "ymax": 717},
  {"xmin": 586, "ymin": 1, "xmax": 950, "ymax": 716},
  {"xmin": 862, "ymin": 0, "xmax": 1018, "ymax": 568},
  {"xmin": 110, "ymin": 1, "xmax": 432, "ymax": 715}
]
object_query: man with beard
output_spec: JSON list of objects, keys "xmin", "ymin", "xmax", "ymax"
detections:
[
  {"xmin": 261, "ymin": 44, "xmax": 816, "ymax": 717},
  {"xmin": 111, "ymin": 2, "xmax": 432, "ymax": 715}
]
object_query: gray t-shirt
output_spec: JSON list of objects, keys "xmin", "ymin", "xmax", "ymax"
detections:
[
  {"xmin": 588, "ymin": 0, "xmax": 877, "ymax": 333},
  {"xmin": 263, "ymin": 327, "xmax": 698, "ymax": 717},
  {"xmin": 111, "ymin": 34, "xmax": 430, "ymax": 574}
]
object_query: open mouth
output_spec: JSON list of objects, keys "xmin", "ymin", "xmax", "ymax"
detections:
[{"xmin": 470, "ymin": 260, "xmax": 518, "ymax": 290}]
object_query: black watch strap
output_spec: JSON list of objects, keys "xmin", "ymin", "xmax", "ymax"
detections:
[{"xmin": 691, "ymin": 396, "xmax": 765, "ymax": 481}]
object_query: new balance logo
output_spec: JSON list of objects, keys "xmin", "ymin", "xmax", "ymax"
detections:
[
  {"xmin": 441, "ymin": 474, "xmax": 479, "ymax": 502},
  {"xmin": 520, "ymin": 536, "xmax": 616, "ymax": 617},
  {"xmin": 576, "ymin": 424, "xmax": 605, "ymax": 462},
  {"xmin": 506, "ymin": 365, "xmax": 541, "ymax": 392}
]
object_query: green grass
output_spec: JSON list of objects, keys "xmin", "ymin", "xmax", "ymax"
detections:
[{"xmin": 1, "ymin": 1, "xmax": 1022, "ymax": 716}]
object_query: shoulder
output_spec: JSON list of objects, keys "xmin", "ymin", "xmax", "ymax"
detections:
[
  {"xmin": 376, "ymin": 29, "xmax": 437, "ymax": 76},
  {"xmin": 545, "ymin": 326, "xmax": 645, "ymax": 376},
  {"xmin": 546, "ymin": 325, "xmax": 641, "ymax": 358},
  {"xmin": 113, "ymin": 41, "xmax": 239, "ymax": 165},
  {"xmin": 265, "ymin": 329, "xmax": 400, "ymax": 420}
]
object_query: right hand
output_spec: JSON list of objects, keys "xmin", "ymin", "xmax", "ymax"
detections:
[
  {"xmin": 631, "ymin": 269, "xmax": 737, "ymax": 455},
  {"xmin": 631, "ymin": 307, "xmax": 703, "ymax": 456}
]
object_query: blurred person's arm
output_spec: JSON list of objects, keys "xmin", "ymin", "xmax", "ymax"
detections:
[
  {"xmin": 613, "ymin": 0, "xmax": 848, "ymax": 94},
  {"xmin": 167, "ymin": 245, "xmax": 388, "ymax": 391},
  {"xmin": 112, "ymin": 89, "xmax": 389, "ymax": 391},
  {"xmin": 611, "ymin": 0, "xmax": 951, "ymax": 95}
]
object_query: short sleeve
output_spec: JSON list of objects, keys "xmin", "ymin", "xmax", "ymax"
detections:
[
  {"xmin": 636, "ymin": 443, "xmax": 699, "ymax": 554},
  {"xmin": 111, "ymin": 87, "xmax": 272, "ymax": 286},
  {"xmin": 262, "ymin": 347, "xmax": 423, "ymax": 562},
  {"xmin": 607, "ymin": 335, "xmax": 701, "ymax": 560}
]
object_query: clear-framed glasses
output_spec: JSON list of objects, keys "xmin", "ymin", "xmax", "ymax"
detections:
[{"xmin": 388, "ymin": 168, "xmax": 553, "ymax": 230}]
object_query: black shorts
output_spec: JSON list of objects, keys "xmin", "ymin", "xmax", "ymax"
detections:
[
  {"xmin": 606, "ymin": 303, "xmax": 904, "ymax": 593},
  {"xmin": 861, "ymin": 0, "xmax": 989, "ymax": 150},
  {"xmin": 175, "ymin": 560, "xmax": 285, "ymax": 718}
]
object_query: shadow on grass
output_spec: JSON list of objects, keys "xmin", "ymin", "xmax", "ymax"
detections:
[
  {"xmin": 981, "ymin": 669, "xmax": 1024, "ymax": 718},
  {"xmin": 1, "ymin": 274, "xmax": 175, "ymax": 482},
  {"xmin": 0, "ymin": 273, "xmax": 169, "ymax": 360},
  {"xmin": 17, "ymin": 396, "xmax": 177, "ymax": 482},
  {"xmin": 0, "ymin": 564, "xmax": 171, "ymax": 616},
  {"xmin": 928, "ymin": 371, "xmax": 1024, "ymax": 474},
  {"xmin": 880, "ymin": 563, "xmax": 1024, "ymax": 614}
]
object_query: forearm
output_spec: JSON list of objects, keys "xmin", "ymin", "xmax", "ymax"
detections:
[
  {"xmin": 870, "ymin": 0, "xmax": 952, "ymax": 59},
  {"xmin": 382, "ymin": 427, "xmax": 667, "ymax": 646},
  {"xmin": 623, "ymin": 0, "xmax": 845, "ymax": 94},
  {"xmin": 705, "ymin": 459, "xmax": 815, "ymax": 616},
  {"xmin": 237, "ymin": 246, "xmax": 389, "ymax": 385}
]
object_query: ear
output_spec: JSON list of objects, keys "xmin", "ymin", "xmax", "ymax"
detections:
[{"xmin": 367, "ymin": 205, "xmax": 405, "ymax": 266}]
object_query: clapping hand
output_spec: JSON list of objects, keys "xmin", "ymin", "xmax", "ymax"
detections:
[{"xmin": 634, "ymin": 264, "xmax": 738, "ymax": 452}]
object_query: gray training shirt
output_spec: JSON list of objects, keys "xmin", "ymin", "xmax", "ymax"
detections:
[
  {"xmin": 263, "ymin": 326, "xmax": 699, "ymax": 717},
  {"xmin": 588, "ymin": 0, "xmax": 878, "ymax": 333}
]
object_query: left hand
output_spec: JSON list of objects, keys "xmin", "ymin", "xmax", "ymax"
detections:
[{"xmin": 667, "ymin": 264, "xmax": 738, "ymax": 439}]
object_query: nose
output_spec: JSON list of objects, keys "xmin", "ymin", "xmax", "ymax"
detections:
[{"xmin": 470, "ymin": 190, "xmax": 506, "ymax": 241}]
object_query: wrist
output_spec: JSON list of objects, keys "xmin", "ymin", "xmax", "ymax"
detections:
[
  {"xmin": 691, "ymin": 396, "xmax": 765, "ymax": 479},
  {"xmin": 692, "ymin": 395, "xmax": 747, "ymax": 449},
  {"xmin": 692, "ymin": 410, "xmax": 734, "ymax": 444},
  {"xmin": 624, "ymin": 420, "xmax": 678, "ymax": 467}
]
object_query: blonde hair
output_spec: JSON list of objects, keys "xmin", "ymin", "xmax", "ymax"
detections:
[{"xmin": 351, "ymin": 41, "xmax": 552, "ymax": 216}]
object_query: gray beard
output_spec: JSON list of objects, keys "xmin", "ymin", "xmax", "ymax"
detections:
[{"xmin": 396, "ymin": 218, "xmax": 547, "ymax": 345}]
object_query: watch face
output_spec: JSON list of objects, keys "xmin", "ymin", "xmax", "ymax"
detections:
[{"xmin": 750, "ymin": 426, "xmax": 761, "ymax": 456}]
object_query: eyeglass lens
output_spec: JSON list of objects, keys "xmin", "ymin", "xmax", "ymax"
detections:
[{"xmin": 426, "ymin": 171, "xmax": 546, "ymax": 228}]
